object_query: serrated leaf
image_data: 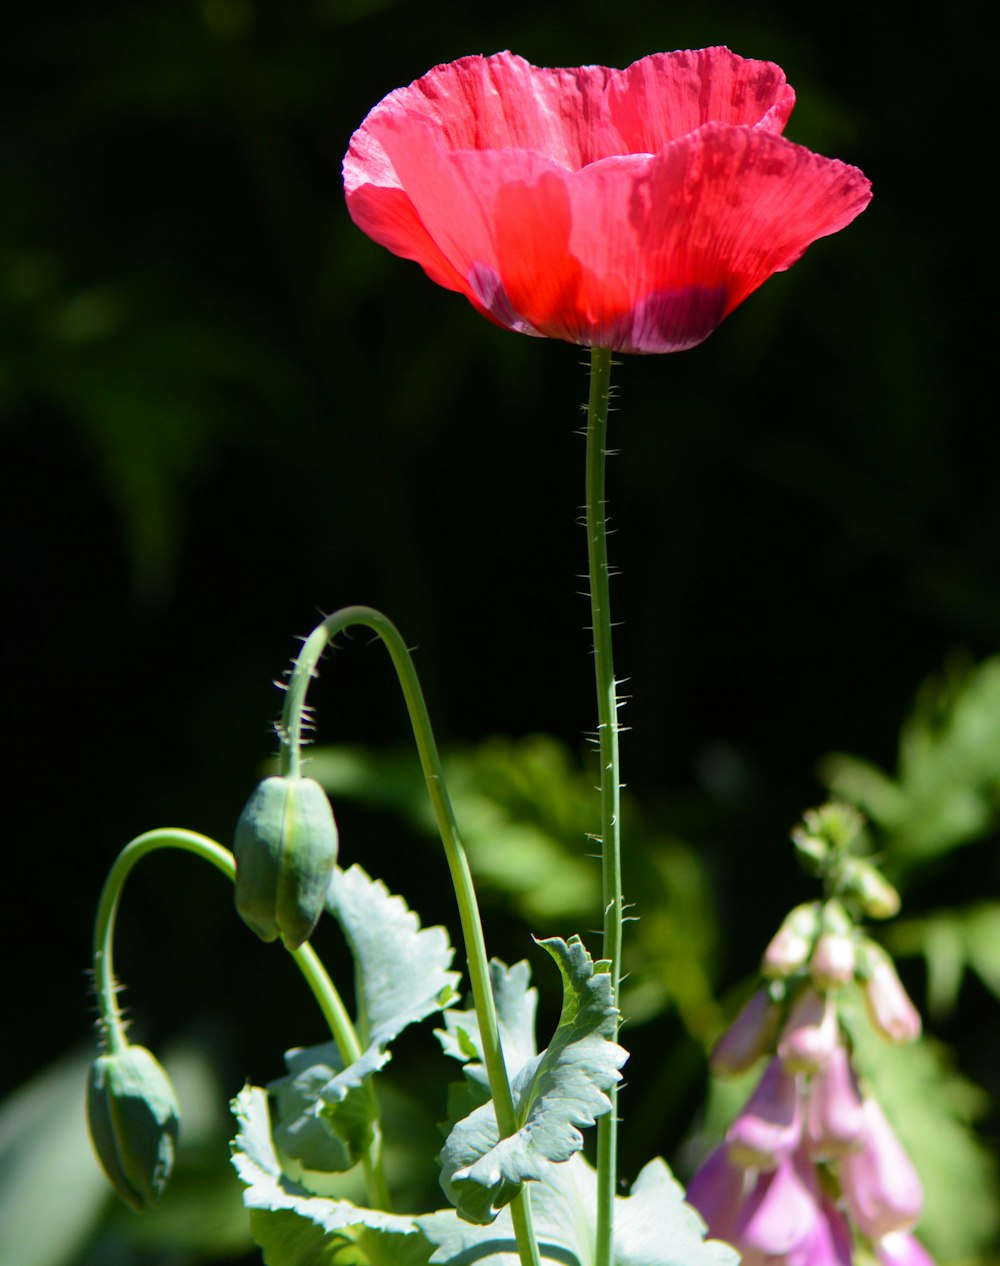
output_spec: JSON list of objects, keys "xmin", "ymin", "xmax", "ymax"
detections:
[
  {"xmin": 437, "ymin": 959, "xmax": 539, "ymax": 1090},
  {"xmin": 420, "ymin": 1152, "xmax": 737, "ymax": 1266},
  {"xmin": 270, "ymin": 1042, "xmax": 386, "ymax": 1175},
  {"xmin": 439, "ymin": 936, "xmax": 627, "ymax": 1224},
  {"xmin": 328, "ymin": 865, "xmax": 461, "ymax": 1049},
  {"xmin": 232, "ymin": 1085, "xmax": 429, "ymax": 1266}
]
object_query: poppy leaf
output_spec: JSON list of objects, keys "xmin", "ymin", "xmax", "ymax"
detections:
[{"xmin": 438, "ymin": 936, "xmax": 627, "ymax": 1224}]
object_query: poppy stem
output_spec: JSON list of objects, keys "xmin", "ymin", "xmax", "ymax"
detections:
[
  {"xmin": 91, "ymin": 828, "xmax": 391, "ymax": 1210},
  {"xmin": 282, "ymin": 607, "xmax": 541, "ymax": 1266},
  {"xmin": 585, "ymin": 345, "xmax": 621, "ymax": 1266}
]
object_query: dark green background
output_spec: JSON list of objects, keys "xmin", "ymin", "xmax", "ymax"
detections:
[{"xmin": 3, "ymin": 1, "xmax": 996, "ymax": 1261}]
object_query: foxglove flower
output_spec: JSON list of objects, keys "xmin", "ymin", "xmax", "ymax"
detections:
[
  {"xmin": 686, "ymin": 1144, "xmax": 751, "ymax": 1244},
  {"xmin": 762, "ymin": 903, "xmax": 820, "ymax": 977},
  {"xmin": 711, "ymin": 987, "xmax": 781, "ymax": 1076},
  {"xmin": 877, "ymin": 1231, "xmax": 936, "ymax": 1266},
  {"xmin": 809, "ymin": 931, "xmax": 857, "ymax": 989},
  {"xmin": 785, "ymin": 1197, "xmax": 853, "ymax": 1266},
  {"xmin": 860, "ymin": 943, "xmax": 922, "ymax": 1043},
  {"xmin": 735, "ymin": 1152, "xmax": 820, "ymax": 1259},
  {"xmin": 806, "ymin": 1041, "xmax": 865, "ymax": 1157},
  {"xmin": 344, "ymin": 49, "xmax": 871, "ymax": 354},
  {"xmin": 726, "ymin": 1058, "xmax": 803, "ymax": 1169},
  {"xmin": 840, "ymin": 1097, "xmax": 923, "ymax": 1239},
  {"xmin": 777, "ymin": 987, "xmax": 839, "ymax": 1073}
]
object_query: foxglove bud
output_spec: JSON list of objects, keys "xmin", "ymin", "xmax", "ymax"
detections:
[
  {"xmin": 840, "ymin": 1097, "xmax": 923, "ymax": 1239},
  {"xmin": 762, "ymin": 904, "xmax": 821, "ymax": 978},
  {"xmin": 858, "ymin": 943, "xmax": 922, "ymax": 1043},
  {"xmin": 842, "ymin": 859, "xmax": 901, "ymax": 919},
  {"xmin": 234, "ymin": 775, "xmax": 339, "ymax": 950},
  {"xmin": 806, "ymin": 1041, "xmax": 865, "ymax": 1157},
  {"xmin": 87, "ymin": 1044, "xmax": 180, "ymax": 1212},
  {"xmin": 726, "ymin": 1058, "xmax": 803, "ymax": 1170},
  {"xmin": 711, "ymin": 988, "xmax": 781, "ymax": 1077},
  {"xmin": 777, "ymin": 988, "xmax": 838, "ymax": 1073},
  {"xmin": 876, "ymin": 1232, "xmax": 936, "ymax": 1266},
  {"xmin": 809, "ymin": 931, "xmax": 857, "ymax": 990},
  {"xmin": 686, "ymin": 1144, "xmax": 751, "ymax": 1244}
]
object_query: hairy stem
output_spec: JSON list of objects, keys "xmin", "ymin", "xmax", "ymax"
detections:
[{"xmin": 586, "ymin": 346, "xmax": 622, "ymax": 1266}]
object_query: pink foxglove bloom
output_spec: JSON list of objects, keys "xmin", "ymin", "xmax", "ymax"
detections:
[
  {"xmin": 726, "ymin": 1058, "xmax": 803, "ymax": 1169},
  {"xmin": 840, "ymin": 1097, "xmax": 923, "ymax": 1239},
  {"xmin": 785, "ymin": 1197, "xmax": 853, "ymax": 1266},
  {"xmin": 735, "ymin": 1153, "xmax": 820, "ymax": 1260},
  {"xmin": 809, "ymin": 931, "xmax": 857, "ymax": 989},
  {"xmin": 686, "ymin": 1144, "xmax": 752, "ymax": 1244},
  {"xmin": 877, "ymin": 1232, "xmax": 936, "ymax": 1266},
  {"xmin": 777, "ymin": 988, "xmax": 839, "ymax": 1073},
  {"xmin": 861, "ymin": 946, "xmax": 922, "ymax": 1043},
  {"xmin": 344, "ymin": 49, "xmax": 871, "ymax": 354},
  {"xmin": 711, "ymin": 988, "xmax": 780, "ymax": 1077},
  {"xmin": 806, "ymin": 1041, "xmax": 865, "ymax": 1157}
]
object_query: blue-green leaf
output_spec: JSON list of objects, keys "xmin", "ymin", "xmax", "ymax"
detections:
[
  {"xmin": 232, "ymin": 1085, "xmax": 430, "ymax": 1266},
  {"xmin": 328, "ymin": 864, "xmax": 462, "ymax": 1049},
  {"xmin": 420, "ymin": 1152, "xmax": 737, "ymax": 1266},
  {"xmin": 439, "ymin": 937, "xmax": 627, "ymax": 1224},
  {"xmin": 269, "ymin": 865, "xmax": 462, "ymax": 1176}
]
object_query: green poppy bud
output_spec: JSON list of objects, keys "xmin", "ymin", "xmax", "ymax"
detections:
[
  {"xmin": 233, "ymin": 775, "xmax": 339, "ymax": 950},
  {"xmin": 87, "ymin": 1044, "xmax": 180, "ymax": 1212}
]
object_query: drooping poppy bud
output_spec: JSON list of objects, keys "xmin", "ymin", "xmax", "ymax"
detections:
[
  {"xmin": 806, "ymin": 1041, "xmax": 865, "ymax": 1157},
  {"xmin": 840, "ymin": 1097, "xmax": 923, "ymax": 1239},
  {"xmin": 762, "ymin": 903, "xmax": 821, "ymax": 978},
  {"xmin": 726, "ymin": 1058, "xmax": 803, "ymax": 1169},
  {"xmin": 233, "ymin": 775, "xmax": 339, "ymax": 950},
  {"xmin": 777, "ymin": 988, "xmax": 839, "ymax": 1074},
  {"xmin": 86, "ymin": 1044, "xmax": 180, "ymax": 1212},
  {"xmin": 711, "ymin": 987, "xmax": 781, "ymax": 1077},
  {"xmin": 858, "ymin": 942, "xmax": 922, "ymax": 1044}
]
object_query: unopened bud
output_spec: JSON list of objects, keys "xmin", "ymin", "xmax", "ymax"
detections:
[
  {"xmin": 842, "ymin": 859, "xmax": 901, "ymax": 920},
  {"xmin": 810, "ymin": 931, "xmax": 857, "ymax": 990},
  {"xmin": 777, "ymin": 988, "xmax": 839, "ymax": 1074},
  {"xmin": 762, "ymin": 904, "xmax": 821, "ymax": 978},
  {"xmin": 87, "ymin": 1045, "xmax": 180, "ymax": 1212},
  {"xmin": 234, "ymin": 775, "xmax": 339, "ymax": 950},
  {"xmin": 711, "ymin": 988, "xmax": 781, "ymax": 1077},
  {"xmin": 858, "ymin": 942, "xmax": 922, "ymax": 1044}
]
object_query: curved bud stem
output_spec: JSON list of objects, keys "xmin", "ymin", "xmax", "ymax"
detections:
[
  {"xmin": 280, "ymin": 608, "xmax": 540, "ymax": 1266},
  {"xmin": 91, "ymin": 828, "xmax": 389, "ymax": 1209}
]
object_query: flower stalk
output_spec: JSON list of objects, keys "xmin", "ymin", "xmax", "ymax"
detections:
[{"xmin": 585, "ymin": 345, "xmax": 623, "ymax": 1266}]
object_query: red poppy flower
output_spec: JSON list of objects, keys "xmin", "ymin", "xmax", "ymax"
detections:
[{"xmin": 343, "ymin": 48, "xmax": 871, "ymax": 354}]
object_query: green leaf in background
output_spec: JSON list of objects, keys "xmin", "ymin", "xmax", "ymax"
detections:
[
  {"xmin": 420, "ymin": 1152, "xmax": 737, "ymax": 1266},
  {"xmin": 438, "ymin": 936, "xmax": 627, "ymax": 1225},
  {"xmin": 839, "ymin": 988, "xmax": 999, "ymax": 1262},
  {"xmin": 823, "ymin": 654, "xmax": 1000, "ymax": 868},
  {"xmin": 887, "ymin": 901, "xmax": 1000, "ymax": 1020}
]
